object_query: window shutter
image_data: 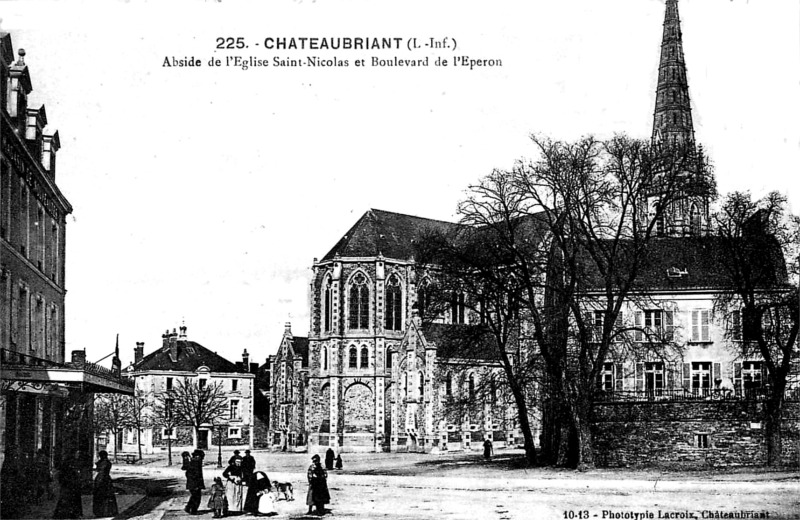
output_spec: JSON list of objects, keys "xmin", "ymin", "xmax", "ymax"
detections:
[
  {"xmin": 615, "ymin": 363, "xmax": 624, "ymax": 391},
  {"xmin": 733, "ymin": 362, "xmax": 742, "ymax": 395},
  {"xmin": 634, "ymin": 311, "xmax": 643, "ymax": 342},
  {"xmin": 584, "ymin": 312, "xmax": 594, "ymax": 341},
  {"xmin": 731, "ymin": 310, "xmax": 742, "ymax": 341},
  {"xmin": 635, "ymin": 363, "xmax": 644, "ymax": 391},
  {"xmin": 701, "ymin": 310, "xmax": 710, "ymax": 342},
  {"xmin": 713, "ymin": 363, "xmax": 721, "ymax": 385},
  {"xmin": 691, "ymin": 311, "xmax": 699, "ymax": 342},
  {"xmin": 761, "ymin": 363, "xmax": 769, "ymax": 386},
  {"xmin": 682, "ymin": 363, "xmax": 691, "ymax": 390},
  {"xmin": 667, "ymin": 364, "xmax": 675, "ymax": 389},
  {"xmin": 665, "ymin": 311, "xmax": 674, "ymax": 341}
]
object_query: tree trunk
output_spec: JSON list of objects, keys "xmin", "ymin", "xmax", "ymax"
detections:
[
  {"xmin": 507, "ymin": 376, "xmax": 537, "ymax": 467},
  {"xmin": 573, "ymin": 398, "xmax": 595, "ymax": 471},
  {"xmin": 167, "ymin": 437, "xmax": 173, "ymax": 466},
  {"xmin": 137, "ymin": 428, "xmax": 143, "ymax": 461},
  {"xmin": 764, "ymin": 391, "xmax": 785, "ymax": 466}
]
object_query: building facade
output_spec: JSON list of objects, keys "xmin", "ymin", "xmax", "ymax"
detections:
[
  {"xmin": 299, "ymin": 210, "xmax": 523, "ymax": 453},
  {"xmin": 124, "ymin": 326, "xmax": 257, "ymax": 454},
  {"xmin": 265, "ymin": 323, "xmax": 309, "ymax": 450},
  {"xmin": 0, "ymin": 33, "xmax": 133, "ymax": 517}
]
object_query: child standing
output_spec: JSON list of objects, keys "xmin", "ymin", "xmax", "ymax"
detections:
[{"xmin": 210, "ymin": 477, "xmax": 226, "ymax": 518}]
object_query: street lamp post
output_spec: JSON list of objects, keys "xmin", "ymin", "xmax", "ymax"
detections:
[{"xmin": 217, "ymin": 423, "xmax": 223, "ymax": 468}]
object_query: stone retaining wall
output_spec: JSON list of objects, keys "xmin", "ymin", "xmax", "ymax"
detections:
[{"xmin": 592, "ymin": 401, "xmax": 800, "ymax": 467}]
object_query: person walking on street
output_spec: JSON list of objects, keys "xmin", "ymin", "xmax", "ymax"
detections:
[
  {"xmin": 92, "ymin": 450, "xmax": 118, "ymax": 518},
  {"xmin": 334, "ymin": 454, "xmax": 343, "ymax": 470},
  {"xmin": 185, "ymin": 449, "xmax": 205, "ymax": 515},
  {"xmin": 53, "ymin": 451, "xmax": 83, "ymax": 519},
  {"xmin": 324, "ymin": 448, "xmax": 335, "ymax": 470},
  {"xmin": 306, "ymin": 454, "xmax": 330, "ymax": 516},
  {"xmin": 483, "ymin": 438, "xmax": 493, "ymax": 460},
  {"xmin": 241, "ymin": 449, "xmax": 256, "ymax": 485}
]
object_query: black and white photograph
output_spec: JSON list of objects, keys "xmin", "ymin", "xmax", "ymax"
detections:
[{"xmin": 1, "ymin": 0, "xmax": 799, "ymax": 518}]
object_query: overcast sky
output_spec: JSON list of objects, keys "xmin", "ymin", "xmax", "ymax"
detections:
[{"xmin": 3, "ymin": 0, "xmax": 799, "ymax": 368}]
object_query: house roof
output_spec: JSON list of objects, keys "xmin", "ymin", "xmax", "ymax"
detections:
[
  {"xmin": 321, "ymin": 209, "xmax": 461, "ymax": 261},
  {"xmin": 421, "ymin": 323, "xmax": 500, "ymax": 362},
  {"xmin": 134, "ymin": 340, "xmax": 243, "ymax": 373},
  {"xmin": 580, "ymin": 235, "xmax": 788, "ymax": 292},
  {"xmin": 292, "ymin": 336, "xmax": 310, "ymax": 368}
]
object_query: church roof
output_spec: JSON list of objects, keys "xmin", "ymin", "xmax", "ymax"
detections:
[
  {"xmin": 321, "ymin": 209, "xmax": 461, "ymax": 261},
  {"xmin": 422, "ymin": 323, "xmax": 500, "ymax": 362},
  {"xmin": 134, "ymin": 340, "xmax": 242, "ymax": 373}
]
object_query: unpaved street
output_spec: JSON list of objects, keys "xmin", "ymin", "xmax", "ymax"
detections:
[{"xmin": 102, "ymin": 450, "xmax": 799, "ymax": 520}]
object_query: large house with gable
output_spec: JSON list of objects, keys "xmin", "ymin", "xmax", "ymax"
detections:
[{"xmin": 123, "ymin": 326, "xmax": 257, "ymax": 454}]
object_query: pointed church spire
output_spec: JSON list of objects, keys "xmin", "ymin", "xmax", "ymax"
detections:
[{"xmin": 652, "ymin": 0, "xmax": 695, "ymax": 146}]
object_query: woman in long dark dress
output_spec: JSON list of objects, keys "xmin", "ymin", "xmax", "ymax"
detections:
[
  {"xmin": 92, "ymin": 450, "xmax": 118, "ymax": 518},
  {"xmin": 324, "ymin": 448, "xmax": 335, "ymax": 470},
  {"xmin": 243, "ymin": 471, "xmax": 273, "ymax": 515},
  {"xmin": 305, "ymin": 454, "xmax": 330, "ymax": 516},
  {"xmin": 53, "ymin": 451, "xmax": 83, "ymax": 519}
]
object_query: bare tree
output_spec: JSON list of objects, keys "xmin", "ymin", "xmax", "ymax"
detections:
[
  {"xmin": 152, "ymin": 396, "xmax": 181, "ymax": 466},
  {"xmin": 713, "ymin": 191, "xmax": 800, "ymax": 466},
  {"xmin": 415, "ymin": 175, "xmax": 547, "ymax": 467},
  {"xmin": 166, "ymin": 378, "xmax": 228, "ymax": 449},
  {"xmin": 94, "ymin": 394, "xmax": 129, "ymax": 460},
  {"xmin": 121, "ymin": 393, "xmax": 151, "ymax": 462}
]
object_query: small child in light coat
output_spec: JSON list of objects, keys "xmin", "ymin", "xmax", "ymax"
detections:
[{"xmin": 210, "ymin": 477, "xmax": 226, "ymax": 518}]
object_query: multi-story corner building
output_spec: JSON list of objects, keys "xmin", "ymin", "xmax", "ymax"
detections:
[
  {"xmin": 125, "ymin": 326, "xmax": 257, "ymax": 453},
  {"xmin": 0, "ymin": 33, "xmax": 133, "ymax": 516}
]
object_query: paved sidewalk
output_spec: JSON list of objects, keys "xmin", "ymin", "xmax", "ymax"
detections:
[{"xmin": 19, "ymin": 481, "xmax": 146, "ymax": 519}]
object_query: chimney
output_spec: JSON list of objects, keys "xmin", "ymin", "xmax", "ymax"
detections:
[
  {"xmin": 8, "ymin": 48, "xmax": 32, "ymax": 127},
  {"xmin": 162, "ymin": 329, "xmax": 170, "ymax": 350},
  {"xmin": 42, "ymin": 131, "xmax": 60, "ymax": 179},
  {"xmin": 134, "ymin": 342, "xmax": 144, "ymax": 364},
  {"xmin": 168, "ymin": 328, "xmax": 179, "ymax": 362},
  {"xmin": 242, "ymin": 348, "xmax": 250, "ymax": 370},
  {"xmin": 179, "ymin": 324, "xmax": 188, "ymax": 339},
  {"xmin": 71, "ymin": 349, "xmax": 86, "ymax": 365}
]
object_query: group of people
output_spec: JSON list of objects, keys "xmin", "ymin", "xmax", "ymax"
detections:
[
  {"xmin": 183, "ymin": 448, "xmax": 334, "ymax": 517},
  {"xmin": 323, "ymin": 448, "xmax": 343, "ymax": 471},
  {"xmin": 51, "ymin": 449, "xmax": 118, "ymax": 519},
  {"xmin": 183, "ymin": 448, "xmax": 278, "ymax": 517}
]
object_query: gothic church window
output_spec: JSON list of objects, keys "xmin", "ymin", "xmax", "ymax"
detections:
[
  {"xmin": 324, "ymin": 278, "xmax": 333, "ymax": 332},
  {"xmin": 385, "ymin": 275, "xmax": 403, "ymax": 331},
  {"xmin": 689, "ymin": 204, "xmax": 701, "ymax": 235},
  {"xmin": 418, "ymin": 372, "xmax": 424, "ymax": 398},
  {"xmin": 360, "ymin": 346, "xmax": 369, "ymax": 368},
  {"xmin": 348, "ymin": 273, "xmax": 369, "ymax": 329},
  {"xmin": 348, "ymin": 346, "xmax": 357, "ymax": 368},
  {"xmin": 323, "ymin": 346, "xmax": 328, "ymax": 370},
  {"xmin": 451, "ymin": 292, "xmax": 466, "ymax": 324},
  {"xmin": 417, "ymin": 283, "xmax": 429, "ymax": 321}
]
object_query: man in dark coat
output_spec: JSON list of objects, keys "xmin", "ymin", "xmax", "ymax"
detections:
[
  {"xmin": 185, "ymin": 449, "xmax": 205, "ymax": 515},
  {"xmin": 306, "ymin": 454, "xmax": 330, "ymax": 516},
  {"xmin": 53, "ymin": 451, "xmax": 83, "ymax": 519},
  {"xmin": 241, "ymin": 449, "xmax": 256, "ymax": 484},
  {"xmin": 227, "ymin": 449, "xmax": 241, "ymax": 466},
  {"xmin": 324, "ymin": 448, "xmax": 335, "ymax": 470}
]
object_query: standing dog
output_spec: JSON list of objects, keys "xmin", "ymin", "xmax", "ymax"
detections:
[{"xmin": 272, "ymin": 481, "xmax": 294, "ymax": 501}]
